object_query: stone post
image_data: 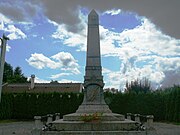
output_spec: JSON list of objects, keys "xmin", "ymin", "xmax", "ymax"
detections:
[
  {"xmin": 127, "ymin": 113, "xmax": 132, "ymax": 120},
  {"xmin": 146, "ymin": 115, "xmax": 154, "ymax": 129},
  {"xmin": 32, "ymin": 116, "xmax": 42, "ymax": 135},
  {"xmin": 55, "ymin": 113, "xmax": 60, "ymax": 120},
  {"xmin": 0, "ymin": 34, "xmax": 9, "ymax": 102},
  {"xmin": 134, "ymin": 114, "xmax": 140, "ymax": 122},
  {"xmin": 46, "ymin": 114, "xmax": 53, "ymax": 124},
  {"xmin": 34, "ymin": 116, "xmax": 42, "ymax": 128},
  {"xmin": 76, "ymin": 9, "xmax": 112, "ymax": 114},
  {"xmin": 30, "ymin": 74, "xmax": 35, "ymax": 89}
]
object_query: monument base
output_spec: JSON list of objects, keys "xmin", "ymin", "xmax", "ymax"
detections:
[
  {"xmin": 41, "ymin": 118, "xmax": 158, "ymax": 135},
  {"xmin": 42, "ymin": 130, "xmax": 160, "ymax": 135},
  {"xmin": 42, "ymin": 130, "xmax": 147, "ymax": 135},
  {"xmin": 63, "ymin": 112, "xmax": 125, "ymax": 121},
  {"xmin": 52, "ymin": 119, "xmax": 139, "ymax": 131},
  {"xmin": 76, "ymin": 104, "xmax": 112, "ymax": 113}
]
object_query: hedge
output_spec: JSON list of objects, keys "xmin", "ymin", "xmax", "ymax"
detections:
[
  {"xmin": 0, "ymin": 86, "xmax": 179, "ymax": 122},
  {"xmin": 0, "ymin": 93, "xmax": 13, "ymax": 119},
  {"xmin": 11, "ymin": 92, "xmax": 83, "ymax": 119}
]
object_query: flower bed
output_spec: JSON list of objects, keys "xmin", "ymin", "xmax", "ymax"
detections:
[{"xmin": 80, "ymin": 112, "xmax": 103, "ymax": 122}]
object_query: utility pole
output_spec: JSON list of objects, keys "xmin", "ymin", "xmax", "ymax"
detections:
[{"xmin": 0, "ymin": 34, "xmax": 9, "ymax": 102}]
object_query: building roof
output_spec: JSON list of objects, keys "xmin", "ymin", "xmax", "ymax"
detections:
[{"xmin": 2, "ymin": 83, "xmax": 83, "ymax": 93}]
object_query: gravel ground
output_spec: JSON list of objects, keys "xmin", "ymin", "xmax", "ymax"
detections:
[
  {"xmin": 0, "ymin": 121, "xmax": 35, "ymax": 135},
  {"xmin": 0, "ymin": 121, "xmax": 179, "ymax": 135},
  {"xmin": 153, "ymin": 122, "xmax": 180, "ymax": 135}
]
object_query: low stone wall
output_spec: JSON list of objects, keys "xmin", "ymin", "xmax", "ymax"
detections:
[{"xmin": 126, "ymin": 113, "xmax": 154, "ymax": 129}]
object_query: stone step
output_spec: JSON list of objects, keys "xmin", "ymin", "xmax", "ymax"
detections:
[
  {"xmin": 63, "ymin": 113, "xmax": 125, "ymax": 121},
  {"xmin": 41, "ymin": 130, "xmax": 147, "ymax": 135},
  {"xmin": 52, "ymin": 119, "xmax": 140, "ymax": 131}
]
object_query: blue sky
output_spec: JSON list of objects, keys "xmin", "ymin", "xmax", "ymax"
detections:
[{"xmin": 0, "ymin": 0, "xmax": 180, "ymax": 90}]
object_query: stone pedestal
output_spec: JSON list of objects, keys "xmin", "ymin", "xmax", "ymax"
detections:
[
  {"xmin": 55, "ymin": 113, "xmax": 60, "ymax": 120},
  {"xmin": 146, "ymin": 115, "xmax": 154, "ymax": 129},
  {"xmin": 134, "ymin": 114, "xmax": 140, "ymax": 122},
  {"xmin": 42, "ymin": 131, "xmax": 147, "ymax": 135},
  {"xmin": 51, "ymin": 119, "xmax": 139, "ymax": 131},
  {"xmin": 42, "ymin": 120, "xmax": 158, "ymax": 135},
  {"xmin": 46, "ymin": 114, "xmax": 53, "ymax": 124},
  {"xmin": 76, "ymin": 104, "xmax": 111, "ymax": 113},
  {"xmin": 32, "ymin": 116, "xmax": 43, "ymax": 135},
  {"xmin": 127, "ymin": 113, "xmax": 132, "ymax": 120},
  {"xmin": 63, "ymin": 113, "xmax": 125, "ymax": 121}
]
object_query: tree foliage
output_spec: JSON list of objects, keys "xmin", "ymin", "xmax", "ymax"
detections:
[
  {"xmin": 0, "ymin": 84, "xmax": 179, "ymax": 122},
  {"xmin": 3, "ymin": 62, "xmax": 13, "ymax": 83},
  {"xmin": 3, "ymin": 62, "xmax": 28, "ymax": 83},
  {"xmin": 125, "ymin": 78, "xmax": 151, "ymax": 93},
  {"xmin": 50, "ymin": 80, "xmax": 59, "ymax": 84}
]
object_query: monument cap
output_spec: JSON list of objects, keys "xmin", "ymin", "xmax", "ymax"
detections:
[{"xmin": 88, "ymin": 9, "xmax": 99, "ymax": 25}]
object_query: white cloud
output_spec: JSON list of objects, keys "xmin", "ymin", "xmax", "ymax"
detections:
[
  {"xmin": 104, "ymin": 9, "xmax": 121, "ymax": 15},
  {"xmin": 153, "ymin": 57, "xmax": 180, "ymax": 72},
  {"xmin": 7, "ymin": 25, "xmax": 27, "ymax": 40},
  {"xmin": 105, "ymin": 18, "xmax": 180, "ymax": 89},
  {"xmin": 0, "ymin": 13, "xmax": 12, "ymax": 24},
  {"xmin": 58, "ymin": 79, "xmax": 81, "ymax": 83},
  {"xmin": 103, "ymin": 69, "xmax": 121, "ymax": 89},
  {"xmin": 50, "ymin": 9, "xmax": 180, "ymax": 90},
  {"xmin": 51, "ymin": 52, "xmax": 77, "ymax": 66},
  {"xmin": 26, "ymin": 52, "xmax": 80, "ymax": 76},
  {"xmin": 102, "ymin": 67, "xmax": 111, "ymax": 74},
  {"xmin": 51, "ymin": 52, "xmax": 80, "ymax": 74},
  {"xmin": 0, "ymin": 13, "xmax": 27, "ymax": 40},
  {"xmin": 107, "ymin": 71, "xmax": 121, "ymax": 88},
  {"xmin": 118, "ymin": 18, "xmax": 180, "ymax": 57},
  {"xmin": 34, "ymin": 77, "xmax": 50, "ymax": 83},
  {"xmin": 51, "ymin": 11, "xmax": 87, "ymax": 51},
  {"xmin": 50, "ymin": 73, "xmax": 72, "ymax": 79},
  {"xmin": 29, "ymin": 76, "xmax": 80, "ymax": 84},
  {"xmin": 26, "ymin": 53, "xmax": 60, "ymax": 69},
  {"xmin": 51, "ymin": 14, "xmax": 120, "ymax": 54},
  {"xmin": 52, "ymin": 23, "xmax": 87, "ymax": 51},
  {"xmin": 32, "ymin": 34, "xmax": 38, "ymax": 38},
  {"xmin": 48, "ymin": 19, "xmax": 59, "ymax": 26},
  {"xmin": 27, "ymin": 76, "xmax": 50, "ymax": 83},
  {"xmin": 6, "ymin": 44, "xmax": 11, "ymax": 52}
]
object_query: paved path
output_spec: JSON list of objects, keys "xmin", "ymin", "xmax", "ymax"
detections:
[
  {"xmin": 0, "ymin": 121, "xmax": 34, "ymax": 135},
  {"xmin": 0, "ymin": 121, "xmax": 179, "ymax": 135},
  {"xmin": 153, "ymin": 122, "xmax": 180, "ymax": 135}
]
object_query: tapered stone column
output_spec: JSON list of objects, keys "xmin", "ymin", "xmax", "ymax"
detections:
[
  {"xmin": 84, "ymin": 9, "xmax": 104, "ymax": 104},
  {"xmin": 76, "ymin": 10, "xmax": 111, "ymax": 113}
]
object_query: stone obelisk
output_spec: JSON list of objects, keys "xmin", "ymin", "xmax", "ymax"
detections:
[
  {"xmin": 76, "ymin": 9, "xmax": 111, "ymax": 113},
  {"xmin": 42, "ymin": 10, "xmax": 157, "ymax": 135},
  {"xmin": 42, "ymin": 10, "xmax": 156, "ymax": 135}
]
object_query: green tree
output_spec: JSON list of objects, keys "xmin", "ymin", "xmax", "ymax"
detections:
[
  {"xmin": 125, "ymin": 78, "xmax": 151, "ymax": 93},
  {"xmin": 3, "ymin": 62, "xmax": 13, "ymax": 83},
  {"xmin": 50, "ymin": 80, "xmax": 59, "ymax": 84},
  {"xmin": 3, "ymin": 63, "xmax": 28, "ymax": 83},
  {"xmin": 11, "ymin": 67, "xmax": 27, "ymax": 83},
  {"xmin": 14, "ymin": 67, "xmax": 22, "ymax": 76}
]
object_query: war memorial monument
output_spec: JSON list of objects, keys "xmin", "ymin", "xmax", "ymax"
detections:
[{"xmin": 41, "ymin": 10, "xmax": 157, "ymax": 135}]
